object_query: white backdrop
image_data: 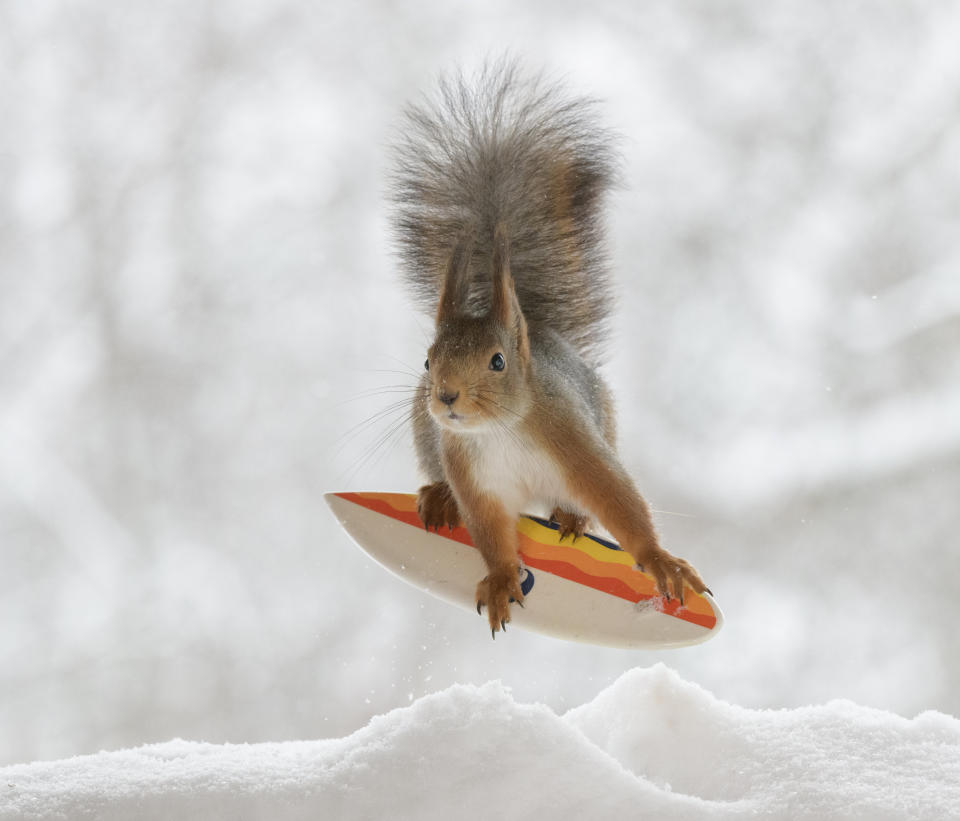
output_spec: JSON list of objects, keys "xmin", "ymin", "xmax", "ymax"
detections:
[{"xmin": 2, "ymin": 0, "xmax": 959, "ymax": 766}]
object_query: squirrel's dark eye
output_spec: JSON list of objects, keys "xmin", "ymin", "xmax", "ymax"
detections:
[
  {"xmin": 489, "ymin": 352, "xmax": 505, "ymax": 371},
  {"xmin": 424, "ymin": 358, "xmax": 430, "ymax": 371}
]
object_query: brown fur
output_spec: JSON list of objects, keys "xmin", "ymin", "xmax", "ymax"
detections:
[
  {"xmin": 442, "ymin": 438, "xmax": 525, "ymax": 633},
  {"xmin": 396, "ymin": 64, "xmax": 709, "ymax": 635},
  {"xmin": 530, "ymin": 412, "xmax": 707, "ymax": 605}
]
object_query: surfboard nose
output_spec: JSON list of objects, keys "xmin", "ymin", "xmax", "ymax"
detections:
[{"xmin": 324, "ymin": 491, "xmax": 364, "ymax": 537}]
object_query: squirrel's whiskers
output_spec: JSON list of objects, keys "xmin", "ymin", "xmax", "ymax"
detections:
[{"xmin": 334, "ymin": 367, "xmax": 429, "ymax": 486}]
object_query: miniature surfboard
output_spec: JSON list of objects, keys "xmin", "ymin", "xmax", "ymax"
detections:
[{"xmin": 325, "ymin": 491, "xmax": 723, "ymax": 649}]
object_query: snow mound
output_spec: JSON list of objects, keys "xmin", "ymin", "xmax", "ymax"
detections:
[
  {"xmin": 566, "ymin": 666, "xmax": 960, "ymax": 818},
  {"xmin": 3, "ymin": 666, "xmax": 958, "ymax": 820}
]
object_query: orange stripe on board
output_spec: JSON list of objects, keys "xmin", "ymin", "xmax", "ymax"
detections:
[
  {"xmin": 517, "ymin": 533, "xmax": 657, "ymax": 598},
  {"xmin": 334, "ymin": 492, "xmax": 716, "ymax": 629}
]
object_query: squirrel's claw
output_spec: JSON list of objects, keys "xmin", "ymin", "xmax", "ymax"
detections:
[
  {"xmin": 635, "ymin": 548, "xmax": 710, "ymax": 604},
  {"xmin": 416, "ymin": 482, "xmax": 461, "ymax": 532},
  {"xmin": 476, "ymin": 569, "xmax": 523, "ymax": 637},
  {"xmin": 549, "ymin": 507, "xmax": 588, "ymax": 544}
]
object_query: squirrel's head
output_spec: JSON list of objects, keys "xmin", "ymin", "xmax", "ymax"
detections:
[{"xmin": 424, "ymin": 225, "xmax": 531, "ymax": 433}]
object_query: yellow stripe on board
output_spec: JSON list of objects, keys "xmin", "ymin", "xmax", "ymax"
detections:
[{"xmin": 517, "ymin": 517, "xmax": 635, "ymax": 568}]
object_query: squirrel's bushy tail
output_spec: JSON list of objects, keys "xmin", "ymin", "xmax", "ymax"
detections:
[{"xmin": 390, "ymin": 61, "xmax": 617, "ymax": 361}]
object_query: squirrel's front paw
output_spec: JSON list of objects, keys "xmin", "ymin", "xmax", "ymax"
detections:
[
  {"xmin": 636, "ymin": 548, "xmax": 710, "ymax": 605},
  {"xmin": 475, "ymin": 567, "xmax": 524, "ymax": 638},
  {"xmin": 416, "ymin": 481, "xmax": 460, "ymax": 531}
]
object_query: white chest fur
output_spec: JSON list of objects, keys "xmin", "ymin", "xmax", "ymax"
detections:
[{"xmin": 457, "ymin": 426, "xmax": 570, "ymax": 517}]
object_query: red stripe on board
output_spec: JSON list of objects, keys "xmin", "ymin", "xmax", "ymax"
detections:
[{"xmin": 337, "ymin": 492, "xmax": 477, "ymax": 547}]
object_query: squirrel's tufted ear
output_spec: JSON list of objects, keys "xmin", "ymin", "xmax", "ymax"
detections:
[
  {"xmin": 491, "ymin": 223, "xmax": 530, "ymax": 362},
  {"xmin": 437, "ymin": 231, "xmax": 475, "ymax": 323}
]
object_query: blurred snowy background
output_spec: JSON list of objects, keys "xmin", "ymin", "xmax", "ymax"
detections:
[{"xmin": 2, "ymin": 0, "xmax": 959, "ymax": 766}]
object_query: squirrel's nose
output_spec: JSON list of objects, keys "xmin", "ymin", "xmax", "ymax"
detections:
[{"xmin": 438, "ymin": 389, "xmax": 460, "ymax": 407}]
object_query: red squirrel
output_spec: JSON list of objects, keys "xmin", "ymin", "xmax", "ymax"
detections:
[{"xmin": 390, "ymin": 63, "xmax": 710, "ymax": 636}]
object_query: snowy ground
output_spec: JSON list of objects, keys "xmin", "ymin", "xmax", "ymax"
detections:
[
  {"xmin": 4, "ymin": 666, "xmax": 959, "ymax": 820},
  {"xmin": 2, "ymin": 0, "xmax": 960, "ymax": 803}
]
